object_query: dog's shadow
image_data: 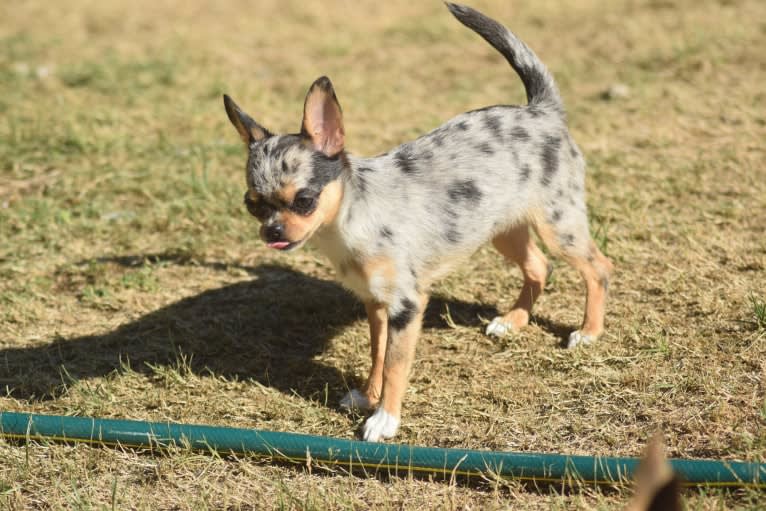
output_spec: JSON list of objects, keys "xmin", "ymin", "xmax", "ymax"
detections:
[{"xmin": 2, "ymin": 254, "xmax": 504, "ymax": 403}]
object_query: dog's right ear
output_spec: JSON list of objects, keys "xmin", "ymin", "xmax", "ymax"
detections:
[
  {"xmin": 223, "ymin": 94, "xmax": 272, "ymax": 145},
  {"xmin": 300, "ymin": 76, "xmax": 345, "ymax": 157}
]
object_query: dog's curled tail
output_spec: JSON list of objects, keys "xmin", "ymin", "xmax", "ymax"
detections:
[{"xmin": 445, "ymin": 2, "xmax": 563, "ymax": 112}]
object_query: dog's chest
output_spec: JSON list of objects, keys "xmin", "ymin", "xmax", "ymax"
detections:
[{"xmin": 310, "ymin": 228, "xmax": 378, "ymax": 302}]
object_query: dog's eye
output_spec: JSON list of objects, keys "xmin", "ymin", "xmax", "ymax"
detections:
[
  {"xmin": 243, "ymin": 192, "xmax": 273, "ymax": 220},
  {"xmin": 291, "ymin": 192, "xmax": 317, "ymax": 215}
]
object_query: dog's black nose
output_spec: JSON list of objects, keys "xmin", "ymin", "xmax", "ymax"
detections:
[{"xmin": 265, "ymin": 224, "xmax": 284, "ymax": 242}]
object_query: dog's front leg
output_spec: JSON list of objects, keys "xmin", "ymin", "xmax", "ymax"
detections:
[
  {"xmin": 362, "ymin": 293, "xmax": 427, "ymax": 442},
  {"xmin": 340, "ymin": 301, "xmax": 387, "ymax": 410}
]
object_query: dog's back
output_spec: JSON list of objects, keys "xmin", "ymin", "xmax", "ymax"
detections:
[{"xmin": 337, "ymin": 4, "xmax": 589, "ymax": 275}]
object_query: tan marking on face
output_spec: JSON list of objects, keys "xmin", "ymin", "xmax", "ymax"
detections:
[
  {"xmin": 317, "ymin": 179, "xmax": 343, "ymax": 225},
  {"xmin": 275, "ymin": 179, "xmax": 345, "ymax": 243},
  {"xmin": 276, "ymin": 181, "xmax": 297, "ymax": 206}
]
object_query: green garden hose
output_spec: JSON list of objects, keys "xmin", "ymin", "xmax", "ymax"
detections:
[{"xmin": 1, "ymin": 411, "xmax": 763, "ymax": 488}]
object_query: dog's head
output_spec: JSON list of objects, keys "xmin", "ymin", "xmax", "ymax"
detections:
[{"xmin": 224, "ymin": 76, "xmax": 347, "ymax": 251}]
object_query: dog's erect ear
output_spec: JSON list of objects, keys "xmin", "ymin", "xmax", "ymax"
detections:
[
  {"xmin": 300, "ymin": 76, "xmax": 345, "ymax": 156},
  {"xmin": 223, "ymin": 94, "xmax": 272, "ymax": 145}
]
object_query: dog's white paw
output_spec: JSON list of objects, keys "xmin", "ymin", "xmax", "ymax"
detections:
[
  {"xmin": 361, "ymin": 407, "xmax": 400, "ymax": 442},
  {"xmin": 567, "ymin": 330, "xmax": 595, "ymax": 349},
  {"xmin": 485, "ymin": 317, "xmax": 512, "ymax": 337},
  {"xmin": 339, "ymin": 389, "xmax": 375, "ymax": 411}
]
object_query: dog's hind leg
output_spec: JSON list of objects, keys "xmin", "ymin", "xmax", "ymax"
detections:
[
  {"xmin": 486, "ymin": 223, "xmax": 551, "ymax": 337},
  {"xmin": 563, "ymin": 240, "xmax": 612, "ymax": 347},
  {"xmin": 533, "ymin": 208, "xmax": 613, "ymax": 348}
]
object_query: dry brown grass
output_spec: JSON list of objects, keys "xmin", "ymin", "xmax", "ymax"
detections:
[{"xmin": 1, "ymin": 0, "xmax": 765, "ymax": 509}]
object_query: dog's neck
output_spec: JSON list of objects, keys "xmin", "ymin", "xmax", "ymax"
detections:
[{"xmin": 309, "ymin": 154, "xmax": 371, "ymax": 258}]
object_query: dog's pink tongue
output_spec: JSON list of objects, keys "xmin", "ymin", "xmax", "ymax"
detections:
[{"xmin": 267, "ymin": 241, "xmax": 290, "ymax": 250}]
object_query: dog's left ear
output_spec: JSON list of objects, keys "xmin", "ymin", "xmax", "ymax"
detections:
[
  {"xmin": 300, "ymin": 76, "xmax": 345, "ymax": 157},
  {"xmin": 223, "ymin": 94, "xmax": 272, "ymax": 145}
]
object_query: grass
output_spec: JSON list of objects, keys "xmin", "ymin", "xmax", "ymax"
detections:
[
  {"xmin": 1, "ymin": 0, "xmax": 766, "ymax": 509},
  {"xmin": 751, "ymin": 294, "xmax": 766, "ymax": 332}
]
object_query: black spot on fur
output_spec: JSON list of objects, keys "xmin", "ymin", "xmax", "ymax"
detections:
[
  {"xmin": 483, "ymin": 113, "xmax": 503, "ymax": 140},
  {"xmin": 430, "ymin": 127, "xmax": 448, "ymax": 147},
  {"xmin": 447, "ymin": 179, "xmax": 482, "ymax": 204},
  {"xmin": 540, "ymin": 135, "xmax": 561, "ymax": 186},
  {"xmin": 354, "ymin": 166, "xmax": 374, "ymax": 194},
  {"xmin": 456, "ymin": 121, "xmax": 469, "ymax": 131},
  {"xmin": 441, "ymin": 205, "xmax": 461, "ymax": 243},
  {"xmin": 520, "ymin": 164, "xmax": 531, "ymax": 182},
  {"xmin": 560, "ymin": 233, "xmax": 575, "ymax": 247},
  {"xmin": 421, "ymin": 150, "xmax": 434, "ymax": 162},
  {"xmin": 354, "ymin": 175, "xmax": 367, "ymax": 193},
  {"xmin": 380, "ymin": 226, "xmax": 393, "ymax": 239},
  {"xmin": 395, "ymin": 145, "xmax": 418, "ymax": 175},
  {"xmin": 510, "ymin": 126, "xmax": 530, "ymax": 141},
  {"xmin": 309, "ymin": 152, "xmax": 345, "ymax": 190},
  {"xmin": 527, "ymin": 106, "xmax": 543, "ymax": 118},
  {"xmin": 445, "ymin": 225, "xmax": 461, "ymax": 243},
  {"xmin": 281, "ymin": 160, "xmax": 289, "ymax": 174},
  {"xmin": 449, "ymin": 153, "xmax": 458, "ymax": 161},
  {"xmin": 389, "ymin": 298, "xmax": 417, "ymax": 331},
  {"xmin": 551, "ymin": 209, "xmax": 563, "ymax": 223},
  {"xmin": 567, "ymin": 138, "xmax": 580, "ymax": 159},
  {"xmin": 477, "ymin": 142, "xmax": 494, "ymax": 155}
]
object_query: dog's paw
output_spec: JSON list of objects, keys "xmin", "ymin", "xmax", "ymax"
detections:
[
  {"xmin": 485, "ymin": 317, "xmax": 512, "ymax": 337},
  {"xmin": 361, "ymin": 407, "xmax": 400, "ymax": 442},
  {"xmin": 567, "ymin": 330, "xmax": 595, "ymax": 349},
  {"xmin": 339, "ymin": 389, "xmax": 375, "ymax": 411}
]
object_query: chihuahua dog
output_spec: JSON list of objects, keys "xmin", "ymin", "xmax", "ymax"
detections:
[{"xmin": 223, "ymin": 3, "xmax": 612, "ymax": 441}]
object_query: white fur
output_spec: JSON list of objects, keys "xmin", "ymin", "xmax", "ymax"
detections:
[
  {"xmin": 567, "ymin": 330, "xmax": 594, "ymax": 349},
  {"xmin": 485, "ymin": 316, "xmax": 512, "ymax": 337},
  {"xmin": 362, "ymin": 408, "xmax": 400, "ymax": 442}
]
